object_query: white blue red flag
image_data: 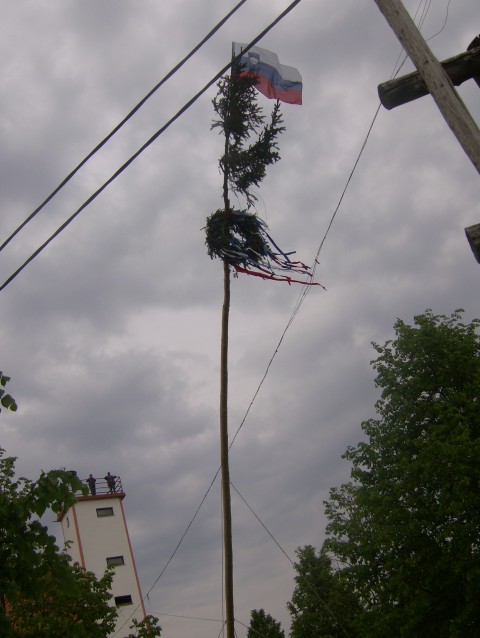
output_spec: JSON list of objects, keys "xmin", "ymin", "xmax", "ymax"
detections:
[{"xmin": 233, "ymin": 43, "xmax": 302, "ymax": 105}]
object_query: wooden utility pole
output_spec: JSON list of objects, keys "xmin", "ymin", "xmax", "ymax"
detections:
[{"xmin": 372, "ymin": 0, "xmax": 480, "ymax": 175}]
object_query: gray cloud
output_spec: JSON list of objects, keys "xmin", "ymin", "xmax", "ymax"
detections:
[{"xmin": 1, "ymin": 1, "xmax": 479, "ymax": 636}]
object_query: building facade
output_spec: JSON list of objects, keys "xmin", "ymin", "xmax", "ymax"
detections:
[{"xmin": 58, "ymin": 474, "xmax": 146, "ymax": 635}]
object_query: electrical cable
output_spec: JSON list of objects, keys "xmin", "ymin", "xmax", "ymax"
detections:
[
  {"xmin": 426, "ymin": 0, "xmax": 451, "ymax": 42},
  {"xmin": 218, "ymin": 621, "xmax": 228, "ymax": 638},
  {"xmin": 279, "ymin": 0, "xmax": 444, "ymax": 334},
  {"xmin": 0, "ymin": 0, "xmax": 303, "ymax": 295},
  {"xmin": 0, "ymin": 0, "xmax": 249, "ymax": 255},
  {"xmin": 235, "ymin": 618, "xmax": 272, "ymax": 638},
  {"xmin": 220, "ymin": 482, "xmax": 225, "ymax": 638},
  {"xmin": 230, "ymin": 481, "xmax": 294, "ymax": 566},
  {"xmin": 391, "ymin": 0, "xmax": 437, "ymax": 77},
  {"xmin": 418, "ymin": 0, "xmax": 432, "ymax": 31},
  {"xmin": 148, "ymin": 611, "xmax": 222, "ymax": 623},
  {"xmin": 230, "ymin": 481, "xmax": 351, "ymax": 636},
  {"xmin": 110, "ymin": 466, "xmax": 221, "ymax": 638},
  {"xmin": 228, "ymin": 22, "xmax": 424, "ymax": 448}
]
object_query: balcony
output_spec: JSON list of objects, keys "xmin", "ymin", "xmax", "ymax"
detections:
[{"xmin": 74, "ymin": 474, "xmax": 124, "ymax": 499}]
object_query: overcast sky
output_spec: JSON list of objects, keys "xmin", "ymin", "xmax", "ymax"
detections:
[{"xmin": 1, "ymin": 1, "xmax": 479, "ymax": 636}]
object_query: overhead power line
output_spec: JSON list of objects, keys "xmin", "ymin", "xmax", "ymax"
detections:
[
  {"xmin": 0, "ymin": 0, "xmax": 303, "ymax": 294},
  {"xmin": 0, "ymin": 0, "xmax": 248, "ymax": 255},
  {"xmin": 148, "ymin": 611, "xmax": 222, "ymax": 623}
]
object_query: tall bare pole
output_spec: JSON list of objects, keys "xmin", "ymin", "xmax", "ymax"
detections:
[
  {"xmin": 373, "ymin": 0, "xmax": 480, "ymax": 174},
  {"xmin": 209, "ymin": 49, "xmax": 287, "ymax": 635},
  {"xmin": 220, "ymin": 128, "xmax": 235, "ymax": 638}
]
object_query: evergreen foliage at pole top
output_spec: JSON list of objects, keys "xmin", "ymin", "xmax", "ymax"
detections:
[
  {"xmin": 206, "ymin": 59, "xmax": 321, "ymax": 286},
  {"xmin": 211, "ymin": 58, "xmax": 285, "ymax": 207}
]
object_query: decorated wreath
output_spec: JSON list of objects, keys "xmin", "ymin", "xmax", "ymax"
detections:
[
  {"xmin": 205, "ymin": 208, "xmax": 322, "ymax": 286},
  {"xmin": 205, "ymin": 209, "xmax": 267, "ymax": 266}
]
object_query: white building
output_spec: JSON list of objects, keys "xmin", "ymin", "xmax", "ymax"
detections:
[{"xmin": 59, "ymin": 473, "xmax": 146, "ymax": 636}]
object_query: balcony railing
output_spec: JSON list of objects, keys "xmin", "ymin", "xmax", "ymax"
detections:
[{"xmin": 72, "ymin": 474, "xmax": 124, "ymax": 498}]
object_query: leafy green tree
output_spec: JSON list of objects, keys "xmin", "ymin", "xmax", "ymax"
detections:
[
  {"xmin": 325, "ymin": 309, "xmax": 480, "ymax": 637},
  {"xmin": 247, "ymin": 608, "xmax": 284, "ymax": 638},
  {"xmin": 125, "ymin": 614, "xmax": 162, "ymax": 637},
  {"xmin": 0, "ymin": 376, "xmax": 154, "ymax": 637},
  {"xmin": 8, "ymin": 563, "xmax": 116, "ymax": 638},
  {"xmin": 0, "ymin": 447, "xmax": 120, "ymax": 637},
  {"xmin": 0, "ymin": 376, "xmax": 118, "ymax": 637},
  {"xmin": 0, "ymin": 371, "xmax": 17, "ymax": 412},
  {"xmin": 287, "ymin": 545, "xmax": 361, "ymax": 638}
]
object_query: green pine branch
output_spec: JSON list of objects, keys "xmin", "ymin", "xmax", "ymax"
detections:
[{"xmin": 211, "ymin": 60, "xmax": 285, "ymax": 207}]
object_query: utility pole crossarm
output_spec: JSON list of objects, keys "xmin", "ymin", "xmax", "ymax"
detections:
[
  {"xmin": 465, "ymin": 223, "xmax": 480, "ymax": 263},
  {"xmin": 373, "ymin": 0, "xmax": 480, "ymax": 174},
  {"xmin": 378, "ymin": 47, "xmax": 480, "ymax": 110}
]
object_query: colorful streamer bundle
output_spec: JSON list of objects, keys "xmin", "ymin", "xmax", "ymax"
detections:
[{"xmin": 205, "ymin": 209, "xmax": 323, "ymax": 286}]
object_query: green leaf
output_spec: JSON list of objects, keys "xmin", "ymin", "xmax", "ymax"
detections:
[
  {"xmin": 1, "ymin": 394, "xmax": 17, "ymax": 412},
  {"xmin": 0, "ymin": 372, "xmax": 11, "ymax": 387}
]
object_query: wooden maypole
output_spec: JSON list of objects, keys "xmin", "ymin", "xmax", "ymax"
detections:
[
  {"xmin": 219, "ymin": 124, "xmax": 235, "ymax": 638},
  {"xmin": 206, "ymin": 45, "xmax": 311, "ymax": 635},
  {"xmin": 206, "ymin": 52, "xmax": 286, "ymax": 638}
]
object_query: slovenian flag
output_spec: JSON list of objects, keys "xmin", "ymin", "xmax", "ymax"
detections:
[{"xmin": 233, "ymin": 43, "xmax": 302, "ymax": 105}]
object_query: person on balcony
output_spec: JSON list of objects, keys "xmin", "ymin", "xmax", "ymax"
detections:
[
  {"xmin": 105, "ymin": 472, "xmax": 117, "ymax": 493},
  {"xmin": 86, "ymin": 474, "xmax": 96, "ymax": 495}
]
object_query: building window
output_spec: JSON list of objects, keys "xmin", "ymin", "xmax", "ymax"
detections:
[
  {"xmin": 96, "ymin": 507, "xmax": 114, "ymax": 517},
  {"xmin": 106, "ymin": 555, "xmax": 125, "ymax": 567},
  {"xmin": 114, "ymin": 595, "xmax": 133, "ymax": 607}
]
